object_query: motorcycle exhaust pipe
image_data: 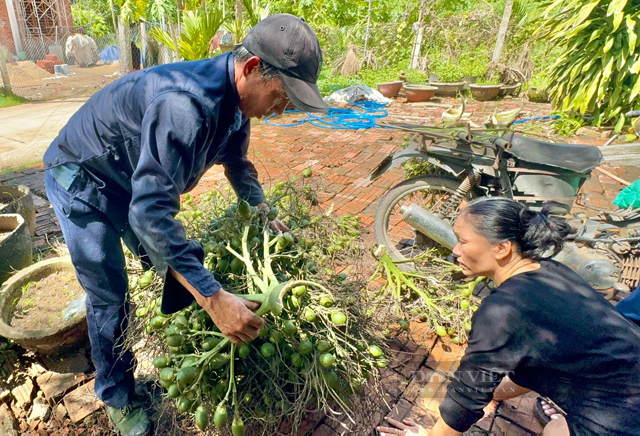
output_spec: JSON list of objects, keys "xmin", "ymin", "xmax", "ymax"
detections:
[{"xmin": 399, "ymin": 204, "xmax": 458, "ymax": 250}]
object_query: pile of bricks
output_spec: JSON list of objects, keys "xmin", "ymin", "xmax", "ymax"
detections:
[{"xmin": 36, "ymin": 54, "xmax": 63, "ymax": 74}]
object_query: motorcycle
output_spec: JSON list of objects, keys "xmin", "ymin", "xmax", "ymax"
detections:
[{"xmin": 367, "ymin": 124, "xmax": 640, "ymax": 297}]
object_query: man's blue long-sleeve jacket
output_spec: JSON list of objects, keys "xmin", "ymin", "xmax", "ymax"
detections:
[{"xmin": 43, "ymin": 52, "xmax": 265, "ymax": 313}]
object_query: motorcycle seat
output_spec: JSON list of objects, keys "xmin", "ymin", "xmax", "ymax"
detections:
[{"xmin": 503, "ymin": 134, "xmax": 603, "ymax": 173}]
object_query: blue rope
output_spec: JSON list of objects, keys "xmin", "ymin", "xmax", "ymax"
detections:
[
  {"xmin": 511, "ymin": 115, "xmax": 560, "ymax": 125},
  {"xmin": 263, "ymin": 110, "xmax": 307, "ymax": 127},
  {"xmin": 263, "ymin": 101, "xmax": 389, "ymax": 129}
]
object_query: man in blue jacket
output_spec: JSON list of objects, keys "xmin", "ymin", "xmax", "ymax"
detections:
[{"xmin": 43, "ymin": 14, "xmax": 325, "ymax": 436}]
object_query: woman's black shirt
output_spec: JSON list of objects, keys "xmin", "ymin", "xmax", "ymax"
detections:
[{"xmin": 440, "ymin": 260, "xmax": 640, "ymax": 435}]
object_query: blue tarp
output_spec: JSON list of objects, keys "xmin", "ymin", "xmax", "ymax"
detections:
[
  {"xmin": 99, "ymin": 46, "xmax": 120, "ymax": 63},
  {"xmin": 617, "ymin": 285, "xmax": 640, "ymax": 327}
]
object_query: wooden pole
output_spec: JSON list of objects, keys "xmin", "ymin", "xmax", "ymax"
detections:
[
  {"xmin": 593, "ymin": 167, "xmax": 631, "ymax": 186},
  {"xmin": 410, "ymin": 0, "xmax": 429, "ymax": 70}
]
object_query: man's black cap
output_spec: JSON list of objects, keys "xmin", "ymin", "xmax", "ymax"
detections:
[{"xmin": 242, "ymin": 14, "xmax": 327, "ymax": 113}]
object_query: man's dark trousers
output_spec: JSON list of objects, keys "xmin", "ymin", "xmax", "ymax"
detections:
[{"xmin": 45, "ymin": 170, "xmax": 139, "ymax": 409}]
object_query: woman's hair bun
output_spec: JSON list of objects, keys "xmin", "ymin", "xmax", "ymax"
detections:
[{"xmin": 460, "ymin": 198, "xmax": 571, "ymax": 260}]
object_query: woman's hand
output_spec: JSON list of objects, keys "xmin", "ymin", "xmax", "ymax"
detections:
[{"xmin": 376, "ymin": 417, "xmax": 429, "ymax": 436}]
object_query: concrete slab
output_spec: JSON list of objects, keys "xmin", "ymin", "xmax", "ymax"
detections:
[
  {"xmin": 0, "ymin": 98, "xmax": 87, "ymax": 171},
  {"xmin": 601, "ymin": 143, "xmax": 640, "ymax": 166}
]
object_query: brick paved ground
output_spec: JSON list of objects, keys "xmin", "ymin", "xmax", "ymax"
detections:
[{"xmin": 2, "ymin": 95, "xmax": 639, "ymax": 435}]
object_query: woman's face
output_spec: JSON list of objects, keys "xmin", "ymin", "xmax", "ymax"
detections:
[{"xmin": 452, "ymin": 213, "xmax": 500, "ymax": 278}]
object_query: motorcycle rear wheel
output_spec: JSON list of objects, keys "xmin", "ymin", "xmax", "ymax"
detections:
[{"xmin": 374, "ymin": 175, "xmax": 474, "ymax": 261}]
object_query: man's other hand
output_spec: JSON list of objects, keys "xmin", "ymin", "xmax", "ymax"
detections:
[
  {"xmin": 269, "ymin": 218, "xmax": 290, "ymax": 234},
  {"xmin": 257, "ymin": 202, "xmax": 291, "ymax": 234}
]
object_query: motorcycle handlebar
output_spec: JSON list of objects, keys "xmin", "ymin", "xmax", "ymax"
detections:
[{"xmin": 494, "ymin": 138, "xmax": 510, "ymax": 149}]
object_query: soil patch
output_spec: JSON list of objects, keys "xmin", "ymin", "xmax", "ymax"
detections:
[
  {"xmin": 8, "ymin": 61, "xmax": 121, "ymax": 101},
  {"xmin": 10, "ymin": 272, "xmax": 84, "ymax": 330},
  {"xmin": 6, "ymin": 61, "xmax": 53, "ymax": 82}
]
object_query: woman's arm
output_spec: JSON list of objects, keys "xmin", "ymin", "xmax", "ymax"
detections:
[{"xmin": 438, "ymin": 296, "xmax": 528, "ymax": 432}]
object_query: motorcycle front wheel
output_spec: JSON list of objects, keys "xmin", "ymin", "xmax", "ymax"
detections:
[{"xmin": 374, "ymin": 175, "xmax": 474, "ymax": 261}]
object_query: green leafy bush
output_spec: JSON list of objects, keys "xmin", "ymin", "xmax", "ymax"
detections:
[
  {"xmin": 539, "ymin": 0, "xmax": 640, "ymax": 131},
  {"xmin": 476, "ymin": 77, "xmax": 501, "ymax": 85},
  {"xmin": 458, "ymin": 51, "xmax": 489, "ymax": 77},
  {"xmin": 552, "ymin": 112, "xmax": 586, "ymax": 137},
  {"xmin": 71, "ymin": 6, "xmax": 111, "ymax": 37},
  {"xmin": 428, "ymin": 52, "xmax": 465, "ymax": 82}
]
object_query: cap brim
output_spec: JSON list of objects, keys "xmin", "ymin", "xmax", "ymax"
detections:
[{"xmin": 279, "ymin": 71, "xmax": 327, "ymax": 113}]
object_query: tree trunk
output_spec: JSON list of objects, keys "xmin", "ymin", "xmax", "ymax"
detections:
[
  {"xmin": 169, "ymin": 21, "xmax": 182, "ymax": 62},
  {"xmin": 492, "ymin": 0, "xmax": 513, "ymax": 63},
  {"xmin": 0, "ymin": 46, "xmax": 12, "ymax": 96},
  {"xmin": 109, "ymin": 0, "xmax": 118, "ymax": 32},
  {"xmin": 236, "ymin": 0, "xmax": 243, "ymax": 42},
  {"xmin": 140, "ymin": 22, "xmax": 148, "ymax": 68},
  {"xmin": 117, "ymin": 16, "xmax": 133, "ymax": 75},
  {"xmin": 363, "ymin": 0, "xmax": 373, "ymax": 58},
  {"xmin": 410, "ymin": 0, "xmax": 430, "ymax": 70}
]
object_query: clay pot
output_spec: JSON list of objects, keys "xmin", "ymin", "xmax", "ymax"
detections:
[
  {"xmin": 0, "ymin": 214, "xmax": 32, "ymax": 284},
  {"xmin": 376, "ymin": 81, "xmax": 404, "ymax": 98},
  {"xmin": 429, "ymin": 82, "xmax": 466, "ymax": 97},
  {"xmin": 403, "ymin": 85, "xmax": 438, "ymax": 102},
  {"xmin": 499, "ymin": 83, "xmax": 521, "ymax": 97},
  {"xmin": 470, "ymin": 84, "xmax": 502, "ymax": 101},
  {"xmin": 0, "ymin": 185, "xmax": 35, "ymax": 236},
  {"xmin": 0, "ymin": 257, "xmax": 88, "ymax": 355}
]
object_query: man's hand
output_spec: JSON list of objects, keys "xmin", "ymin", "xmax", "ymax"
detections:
[
  {"xmin": 194, "ymin": 288, "xmax": 265, "ymax": 344},
  {"xmin": 257, "ymin": 202, "xmax": 291, "ymax": 234},
  {"xmin": 169, "ymin": 269, "xmax": 264, "ymax": 344},
  {"xmin": 269, "ymin": 218, "xmax": 290, "ymax": 234},
  {"xmin": 377, "ymin": 417, "xmax": 429, "ymax": 436}
]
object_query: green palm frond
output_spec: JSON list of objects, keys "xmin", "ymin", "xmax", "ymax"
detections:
[
  {"xmin": 538, "ymin": 0, "xmax": 640, "ymax": 130},
  {"xmin": 150, "ymin": 9, "xmax": 227, "ymax": 61}
]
